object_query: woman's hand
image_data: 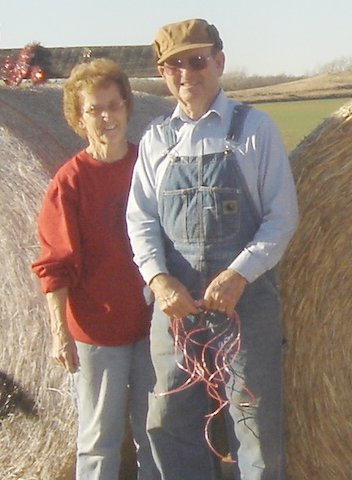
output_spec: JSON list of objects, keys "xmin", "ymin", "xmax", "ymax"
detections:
[
  {"xmin": 52, "ymin": 329, "xmax": 80, "ymax": 373},
  {"xmin": 46, "ymin": 287, "xmax": 80, "ymax": 373}
]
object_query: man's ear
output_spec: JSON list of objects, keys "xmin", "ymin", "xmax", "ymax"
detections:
[
  {"xmin": 158, "ymin": 65, "xmax": 166, "ymax": 79},
  {"xmin": 215, "ymin": 51, "xmax": 225, "ymax": 76}
]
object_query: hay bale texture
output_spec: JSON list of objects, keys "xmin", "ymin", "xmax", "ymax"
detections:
[
  {"xmin": 4, "ymin": 79, "xmax": 352, "ymax": 479},
  {"xmin": 0, "ymin": 84, "xmax": 172, "ymax": 480},
  {"xmin": 280, "ymin": 100, "xmax": 352, "ymax": 480}
]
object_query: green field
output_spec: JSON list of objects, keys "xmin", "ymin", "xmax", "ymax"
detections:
[{"xmin": 253, "ymin": 98, "xmax": 350, "ymax": 153}]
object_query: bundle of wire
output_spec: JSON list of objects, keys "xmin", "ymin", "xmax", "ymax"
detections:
[{"xmin": 158, "ymin": 308, "xmax": 256, "ymax": 462}]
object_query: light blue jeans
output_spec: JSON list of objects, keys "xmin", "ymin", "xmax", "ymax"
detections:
[
  {"xmin": 72, "ymin": 338, "xmax": 160, "ymax": 480},
  {"xmin": 148, "ymin": 289, "xmax": 284, "ymax": 480}
]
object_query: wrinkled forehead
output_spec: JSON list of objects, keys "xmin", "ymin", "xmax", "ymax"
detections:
[
  {"xmin": 165, "ymin": 46, "xmax": 213, "ymax": 63},
  {"xmin": 79, "ymin": 82, "xmax": 122, "ymax": 105}
]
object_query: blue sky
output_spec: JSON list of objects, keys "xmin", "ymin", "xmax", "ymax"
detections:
[{"xmin": 1, "ymin": 0, "xmax": 351, "ymax": 75}]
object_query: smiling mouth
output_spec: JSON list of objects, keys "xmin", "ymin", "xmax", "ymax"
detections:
[
  {"xmin": 104, "ymin": 124, "xmax": 117, "ymax": 131},
  {"xmin": 180, "ymin": 81, "xmax": 199, "ymax": 88}
]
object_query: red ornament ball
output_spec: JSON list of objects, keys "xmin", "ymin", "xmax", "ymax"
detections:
[{"xmin": 30, "ymin": 65, "xmax": 46, "ymax": 84}]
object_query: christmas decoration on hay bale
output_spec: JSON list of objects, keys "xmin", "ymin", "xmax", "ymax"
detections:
[
  {"xmin": 280, "ymin": 99, "xmax": 352, "ymax": 480},
  {"xmin": 1, "ymin": 42, "xmax": 47, "ymax": 86}
]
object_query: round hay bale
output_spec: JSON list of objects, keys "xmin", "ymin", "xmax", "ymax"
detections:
[
  {"xmin": 280, "ymin": 100, "xmax": 352, "ymax": 480},
  {"xmin": 0, "ymin": 84, "xmax": 173, "ymax": 480}
]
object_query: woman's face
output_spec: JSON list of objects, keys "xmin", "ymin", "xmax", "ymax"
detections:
[{"xmin": 79, "ymin": 82, "xmax": 128, "ymax": 149}]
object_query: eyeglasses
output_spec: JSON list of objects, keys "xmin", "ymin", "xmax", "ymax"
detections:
[
  {"xmin": 163, "ymin": 54, "xmax": 212, "ymax": 75},
  {"xmin": 83, "ymin": 100, "xmax": 126, "ymax": 117}
]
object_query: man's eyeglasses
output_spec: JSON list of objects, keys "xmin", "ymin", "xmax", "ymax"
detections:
[
  {"xmin": 163, "ymin": 54, "xmax": 212, "ymax": 75},
  {"xmin": 84, "ymin": 100, "xmax": 126, "ymax": 117}
]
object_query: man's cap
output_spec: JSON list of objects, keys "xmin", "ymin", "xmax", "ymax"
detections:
[{"xmin": 154, "ymin": 18, "xmax": 223, "ymax": 65}]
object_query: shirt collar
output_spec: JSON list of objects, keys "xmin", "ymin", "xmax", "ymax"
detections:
[{"xmin": 170, "ymin": 89, "xmax": 228, "ymax": 128}]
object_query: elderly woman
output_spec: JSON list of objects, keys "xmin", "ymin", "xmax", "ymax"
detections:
[{"xmin": 32, "ymin": 58, "xmax": 159, "ymax": 480}]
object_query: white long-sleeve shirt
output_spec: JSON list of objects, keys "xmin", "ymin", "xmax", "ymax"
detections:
[{"xmin": 127, "ymin": 90, "xmax": 298, "ymax": 285}]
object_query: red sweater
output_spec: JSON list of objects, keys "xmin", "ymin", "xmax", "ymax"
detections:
[{"xmin": 32, "ymin": 144, "xmax": 151, "ymax": 346}]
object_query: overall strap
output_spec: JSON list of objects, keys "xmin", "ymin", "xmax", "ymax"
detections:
[
  {"xmin": 159, "ymin": 115, "xmax": 178, "ymax": 150},
  {"xmin": 161, "ymin": 102, "xmax": 252, "ymax": 148},
  {"xmin": 226, "ymin": 103, "xmax": 262, "ymax": 228},
  {"xmin": 226, "ymin": 102, "xmax": 252, "ymax": 143}
]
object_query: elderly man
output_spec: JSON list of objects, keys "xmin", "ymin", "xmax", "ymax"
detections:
[{"xmin": 127, "ymin": 18, "xmax": 298, "ymax": 480}]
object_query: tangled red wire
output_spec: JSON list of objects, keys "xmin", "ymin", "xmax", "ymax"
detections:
[{"xmin": 159, "ymin": 308, "xmax": 256, "ymax": 462}]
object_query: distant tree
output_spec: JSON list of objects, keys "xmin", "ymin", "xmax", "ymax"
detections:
[
  {"xmin": 317, "ymin": 56, "xmax": 352, "ymax": 74},
  {"xmin": 221, "ymin": 73, "xmax": 303, "ymax": 91},
  {"xmin": 130, "ymin": 78, "xmax": 169, "ymax": 96},
  {"xmin": 129, "ymin": 71, "xmax": 304, "ymax": 96}
]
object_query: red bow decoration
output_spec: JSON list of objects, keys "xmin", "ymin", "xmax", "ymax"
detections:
[{"xmin": 1, "ymin": 43, "xmax": 47, "ymax": 86}]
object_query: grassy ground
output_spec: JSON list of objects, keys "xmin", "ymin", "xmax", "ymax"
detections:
[{"xmin": 253, "ymin": 97, "xmax": 350, "ymax": 152}]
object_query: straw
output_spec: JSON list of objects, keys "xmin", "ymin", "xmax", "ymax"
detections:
[{"xmin": 280, "ymin": 100, "xmax": 352, "ymax": 480}]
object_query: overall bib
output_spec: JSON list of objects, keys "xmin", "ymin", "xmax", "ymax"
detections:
[{"xmin": 147, "ymin": 106, "xmax": 285, "ymax": 480}]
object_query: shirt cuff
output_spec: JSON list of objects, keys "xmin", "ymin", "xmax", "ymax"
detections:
[
  {"xmin": 228, "ymin": 249, "xmax": 266, "ymax": 284},
  {"xmin": 140, "ymin": 257, "xmax": 169, "ymax": 286}
]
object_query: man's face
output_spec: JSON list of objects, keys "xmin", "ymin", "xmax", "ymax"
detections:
[{"xmin": 158, "ymin": 47, "xmax": 225, "ymax": 119}]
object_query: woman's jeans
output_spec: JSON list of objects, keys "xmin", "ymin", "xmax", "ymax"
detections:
[{"xmin": 72, "ymin": 338, "xmax": 160, "ymax": 480}]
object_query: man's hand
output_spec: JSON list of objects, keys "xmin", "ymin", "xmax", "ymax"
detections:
[
  {"xmin": 149, "ymin": 273, "xmax": 200, "ymax": 319},
  {"xmin": 203, "ymin": 269, "xmax": 248, "ymax": 318}
]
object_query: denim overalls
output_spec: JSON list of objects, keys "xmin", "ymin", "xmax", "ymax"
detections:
[{"xmin": 147, "ymin": 106, "xmax": 285, "ymax": 480}]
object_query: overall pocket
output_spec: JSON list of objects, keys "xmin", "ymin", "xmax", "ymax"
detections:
[{"xmin": 161, "ymin": 186, "xmax": 240, "ymax": 243}]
